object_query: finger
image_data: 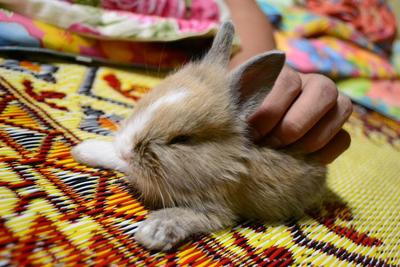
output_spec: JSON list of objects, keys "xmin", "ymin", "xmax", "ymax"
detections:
[
  {"xmin": 292, "ymin": 94, "xmax": 353, "ymax": 153},
  {"xmin": 264, "ymin": 74, "xmax": 338, "ymax": 147},
  {"xmin": 248, "ymin": 66, "xmax": 302, "ymax": 141},
  {"xmin": 310, "ymin": 129, "xmax": 351, "ymax": 164}
]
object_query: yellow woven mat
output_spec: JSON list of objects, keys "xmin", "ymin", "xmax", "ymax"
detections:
[{"xmin": 0, "ymin": 57, "xmax": 399, "ymax": 266}]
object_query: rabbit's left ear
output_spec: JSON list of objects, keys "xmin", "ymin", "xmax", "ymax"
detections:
[
  {"xmin": 229, "ymin": 50, "xmax": 285, "ymax": 119},
  {"xmin": 202, "ymin": 21, "xmax": 235, "ymax": 66}
]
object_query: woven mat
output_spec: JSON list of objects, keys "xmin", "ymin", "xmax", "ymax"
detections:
[{"xmin": 0, "ymin": 57, "xmax": 399, "ymax": 266}]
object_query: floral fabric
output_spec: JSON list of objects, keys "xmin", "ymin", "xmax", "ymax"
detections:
[
  {"xmin": 0, "ymin": 8, "xmax": 197, "ymax": 68},
  {"xmin": 0, "ymin": 0, "xmax": 227, "ymax": 41},
  {"xmin": 63, "ymin": 0, "xmax": 220, "ymax": 21}
]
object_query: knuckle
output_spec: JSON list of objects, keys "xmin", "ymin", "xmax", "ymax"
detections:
[
  {"xmin": 280, "ymin": 69, "xmax": 302, "ymax": 97},
  {"xmin": 325, "ymin": 84, "xmax": 339, "ymax": 102},
  {"xmin": 308, "ymin": 74, "xmax": 339, "ymax": 103},
  {"xmin": 316, "ymin": 76, "xmax": 338, "ymax": 102},
  {"xmin": 256, "ymin": 102, "xmax": 273, "ymax": 115},
  {"xmin": 339, "ymin": 94, "xmax": 353, "ymax": 118},
  {"xmin": 252, "ymin": 106, "xmax": 282, "ymax": 136},
  {"xmin": 287, "ymin": 75, "xmax": 302, "ymax": 96},
  {"xmin": 260, "ymin": 104, "xmax": 281, "ymax": 119},
  {"xmin": 281, "ymin": 120, "xmax": 303, "ymax": 143}
]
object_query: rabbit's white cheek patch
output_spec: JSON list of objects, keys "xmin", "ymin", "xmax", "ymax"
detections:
[{"xmin": 124, "ymin": 90, "xmax": 189, "ymax": 136}]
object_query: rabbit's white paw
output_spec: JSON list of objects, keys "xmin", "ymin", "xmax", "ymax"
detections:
[
  {"xmin": 72, "ymin": 139, "xmax": 129, "ymax": 172},
  {"xmin": 71, "ymin": 140, "xmax": 103, "ymax": 166},
  {"xmin": 135, "ymin": 215, "xmax": 187, "ymax": 251}
]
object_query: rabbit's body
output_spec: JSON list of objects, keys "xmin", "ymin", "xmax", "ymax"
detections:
[
  {"xmin": 236, "ymin": 147, "xmax": 326, "ymax": 221},
  {"xmin": 72, "ymin": 22, "xmax": 327, "ymax": 251}
]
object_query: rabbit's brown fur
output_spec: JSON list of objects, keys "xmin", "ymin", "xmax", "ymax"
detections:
[{"xmin": 72, "ymin": 21, "xmax": 326, "ymax": 251}]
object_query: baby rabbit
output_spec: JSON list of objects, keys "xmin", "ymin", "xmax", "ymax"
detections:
[{"xmin": 72, "ymin": 21, "xmax": 327, "ymax": 251}]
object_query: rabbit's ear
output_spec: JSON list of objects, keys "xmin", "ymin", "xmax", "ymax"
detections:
[
  {"xmin": 229, "ymin": 51, "xmax": 285, "ymax": 119},
  {"xmin": 202, "ymin": 21, "xmax": 235, "ymax": 66}
]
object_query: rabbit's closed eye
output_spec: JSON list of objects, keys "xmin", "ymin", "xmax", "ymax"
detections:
[{"xmin": 168, "ymin": 135, "xmax": 192, "ymax": 145}]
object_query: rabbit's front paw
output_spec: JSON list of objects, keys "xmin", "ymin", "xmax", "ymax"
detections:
[
  {"xmin": 71, "ymin": 140, "xmax": 102, "ymax": 166},
  {"xmin": 135, "ymin": 215, "xmax": 187, "ymax": 251},
  {"xmin": 72, "ymin": 140, "xmax": 130, "ymax": 172}
]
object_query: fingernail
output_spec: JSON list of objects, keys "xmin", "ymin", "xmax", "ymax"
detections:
[{"xmin": 264, "ymin": 136, "xmax": 282, "ymax": 148}]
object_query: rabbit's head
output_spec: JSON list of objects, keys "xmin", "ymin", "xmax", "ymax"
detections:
[{"xmin": 114, "ymin": 22, "xmax": 285, "ymax": 207}]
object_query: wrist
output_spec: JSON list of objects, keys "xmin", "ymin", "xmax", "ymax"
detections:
[{"xmin": 225, "ymin": 0, "xmax": 276, "ymax": 69}]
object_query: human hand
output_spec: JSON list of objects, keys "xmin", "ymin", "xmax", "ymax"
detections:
[{"xmin": 248, "ymin": 66, "xmax": 353, "ymax": 164}]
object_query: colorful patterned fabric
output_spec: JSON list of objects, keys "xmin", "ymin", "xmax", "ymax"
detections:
[
  {"xmin": 304, "ymin": 0, "xmax": 397, "ymax": 50},
  {"xmin": 0, "ymin": 0, "xmax": 230, "ymax": 68},
  {"xmin": 0, "ymin": 0, "xmax": 397, "ymax": 77},
  {"xmin": 1, "ymin": 57, "xmax": 399, "ymax": 266},
  {"xmin": 275, "ymin": 32, "xmax": 397, "ymax": 79},
  {"xmin": 0, "ymin": 1, "xmax": 397, "ymax": 77},
  {"xmin": 0, "ymin": 8, "xmax": 196, "ymax": 68},
  {"xmin": 338, "ymin": 78, "xmax": 400, "ymax": 121},
  {"xmin": 393, "ymin": 40, "xmax": 400, "ymax": 73},
  {"xmin": 264, "ymin": 4, "xmax": 399, "ymax": 79},
  {"xmin": 258, "ymin": 1, "xmax": 400, "ymax": 121},
  {"xmin": 0, "ymin": 0, "xmax": 226, "ymax": 41},
  {"xmin": 62, "ymin": 0, "xmax": 221, "ymax": 21}
]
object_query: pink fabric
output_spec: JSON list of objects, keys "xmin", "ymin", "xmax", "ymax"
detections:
[{"xmin": 101, "ymin": 0, "xmax": 220, "ymax": 21}]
